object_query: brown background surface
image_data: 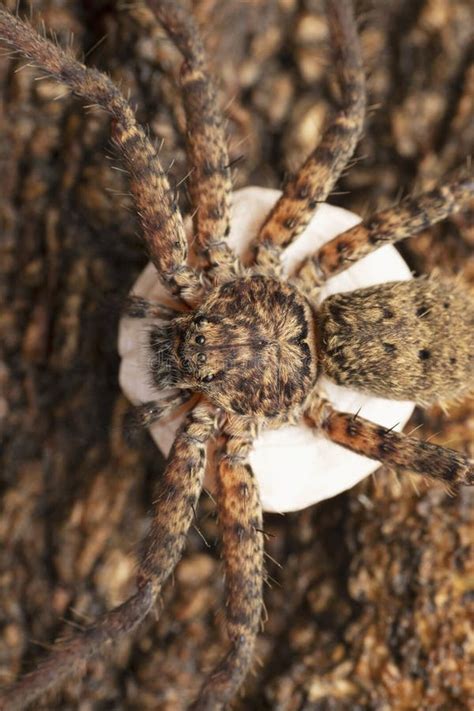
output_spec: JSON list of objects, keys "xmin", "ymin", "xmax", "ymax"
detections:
[{"xmin": 0, "ymin": 0, "xmax": 473, "ymax": 708}]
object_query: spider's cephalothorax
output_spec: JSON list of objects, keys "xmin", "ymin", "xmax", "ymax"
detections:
[
  {"xmin": 0, "ymin": 1, "xmax": 473, "ymax": 710},
  {"xmin": 150, "ymin": 275, "xmax": 318, "ymax": 418}
]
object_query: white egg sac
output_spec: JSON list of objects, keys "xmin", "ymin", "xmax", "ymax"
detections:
[{"xmin": 119, "ymin": 187, "xmax": 415, "ymax": 513}]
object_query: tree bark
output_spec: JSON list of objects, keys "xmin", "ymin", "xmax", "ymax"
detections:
[{"xmin": 0, "ymin": 0, "xmax": 473, "ymax": 708}]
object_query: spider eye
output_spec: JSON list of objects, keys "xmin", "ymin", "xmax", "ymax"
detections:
[
  {"xmin": 201, "ymin": 373, "xmax": 214, "ymax": 383},
  {"xmin": 197, "ymin": 353, "xmax": 206, "ymax": 363},
  {"xmin": 195, "ymin": 335, "xmax": 205, "ymax": 345}
]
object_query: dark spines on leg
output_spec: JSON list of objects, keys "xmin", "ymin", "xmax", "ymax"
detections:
[
  {"xmin": 149, "ymin": 0, "xmax": 235, "ymax": 274},
  {"xmin": 0, "ymin": 8, "xmax": 200, "ymax": 302},
  {"xmin": 313, "ymin": 404, "xmax": 474, "ymax": 486},
  {"xmin": 345, "ymin": 417, "xmax": 362, "ymax": 438},
  {"xmin": 201, "ymin": 160, "xmax": 230, "ymax": 178},
  {"xmin": 306, "ymin": 174, "xmax": 474, "ymax": 280},
  {"xmin": 193, "ymin": 433, "xmax": 263, "ymax": 709},
  {"xmin": 253, "ymin": 0, "xmax": 366, "ymax": 259}
]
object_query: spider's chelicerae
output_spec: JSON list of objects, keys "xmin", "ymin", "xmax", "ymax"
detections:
[{"xmin": 0, "ymin": 0, "xmax": 473, "ymax": 709}]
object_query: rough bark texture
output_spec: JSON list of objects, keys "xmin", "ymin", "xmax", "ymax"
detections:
[{"xmin": 0, "ymin": 0, "xmax": 473, "ymax": 709}]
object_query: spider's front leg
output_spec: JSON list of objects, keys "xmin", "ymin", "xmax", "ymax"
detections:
[
  {"xmin": 306, "ymin": 400, "xmax": 473, "ymax": 487},
  {"xmin": 193, "ymin": 421, "xmax": 264, "ymax": 710},
  {"xmin": 0, "ymin": 403, "xmax": 216, "ymax": 711},
  {"xmin": 0, "ymin": 9, "xmax": 200, "ymax": 304}
]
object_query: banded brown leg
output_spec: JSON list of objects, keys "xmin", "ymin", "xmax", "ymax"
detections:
[
  {"xmin": 0, "ymin": 9, "xmax": 201, "ymax": 303},
  {"xmin": 253, "ymin": 0, "xmax": 366, "ymax": 270},
  {"xmin": 297, "ymin": 174, "xmax": 474, "ymax": 287},
  {"xmin": 150, "ymin": 0, "xmax": 236, "ymax": 278},
  {"xmin": 193, "ymin": 426, "xmax": 264, "ymax": 710},
  {"xmin": 0, "ymin": 404, "xmax": 216, "ymax": 710},
  {"xmin": 306, "ymin": 400, "xmax": 474, "ymax": 487}
]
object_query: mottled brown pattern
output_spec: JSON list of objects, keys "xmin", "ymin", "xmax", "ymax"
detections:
[
  {"xmin": 318, "ymin": 277, "xmax": 474, "ymax": 405},
  {"xmin": 149, "ymin": 0, "xmax": 235, "ymax": 274},
  {"xmin": 194, "ymin": 424, "xmax": 263, "ymax": 709},
  {"xmin": 149, "ymin": 275, "xmax": 318, "ymax": 418},
  {"xmin": 138, "ymin": 403, "xmax": 215, "ymax": 586},
  {"xmin": 0, "ymin": 8, "xmax": 199, "ymax": 302},
  {"xmin": 308, "ymin": 401, "xmax": 473, "ymax": 487},
  {"xmin": 0, "ymin": 0, "xmax": 473, "ymax": 709},
  {"xmin": 302, "ymin": 173, "xmax": 474, "ymax": 281},
  {"xmin": 255, "ymin": 0, "xmax": 366, "ymax": 266}
]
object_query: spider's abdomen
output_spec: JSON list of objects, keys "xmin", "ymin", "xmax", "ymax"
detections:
[
  {"xmin": 151, "ymin": 275, "xmax": 318, "ymax": 418},
  {"xmin": 319, "ymin": 278, "xmax": 474, "ymax": 406}
]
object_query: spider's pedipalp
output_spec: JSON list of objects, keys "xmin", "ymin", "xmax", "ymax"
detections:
[
  {"xmin": 307, "ymin": 401, "xmax": 474, "ymax": 487},
  {"xmin": 193, "ymin": 427, "xmax": 263, "ymax": 709},
  {"xmin": 253, "ymin": 0, "xmax": 366, "ymax": 267},
  {"xmin": 298, "ymin": 173, "xmax": 474, "ymax": 283},
  {"xmin": 127, "ymin": 391, "xmax": 192, "ymax": 429},
  {"xmin": 150, "ymin": 0, "xmax": 236, "ymax": 277},
  {"xmin": 0, "ymin": 8, "xmax": 200, "ymax": 302},
  {"xmin": 123, "ymin": 294, "xmax": 182, "ymax": 320},
  {"xmin": 0, "ymin": 403, "xmax": 216, "ymax": 709}
]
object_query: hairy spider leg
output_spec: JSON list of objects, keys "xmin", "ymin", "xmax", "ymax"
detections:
[
  {"xmin": 137, "ymin": 403, "xmax": 215, "ymax": 585},
  {"xmin": 0, "ymin": 588, "xmax": 155, "ymax": 711},
  {"xmin": 297, "ymin": 173, "xmax": 474, "ymax": 287},
  {"xmin": 254, "ymin": 0, "xmax": 366, "ymax": 270},
  {"xmin": 150, "ymin": 0, "xmax": 236, "ymax": 277},
  {"xmin": 306, "ymin": 401, "xmax": 474, "ymax": 487},
  {"xmin": 0, "ymin": 404, "xmax": 216, "ymax": 710},
  {"xmin": 0, "ymin": 9, "xmax": 201, "ymax": 303},
  {"xmin": 193, "ymin": 424, "xmax": 264, "ymax": 710}
]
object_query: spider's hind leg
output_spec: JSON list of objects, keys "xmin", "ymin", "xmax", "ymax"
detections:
[
  {"xmin": 296, "ymin": 173, "xmax": 474, "ymax": 286},
  {"xmin": 306, "ymin": 401, "xmax": 473, "ymax": 487},
  {"xmin": 193, "ymin": 424, "xmax": 264, "ymax": 710}
]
